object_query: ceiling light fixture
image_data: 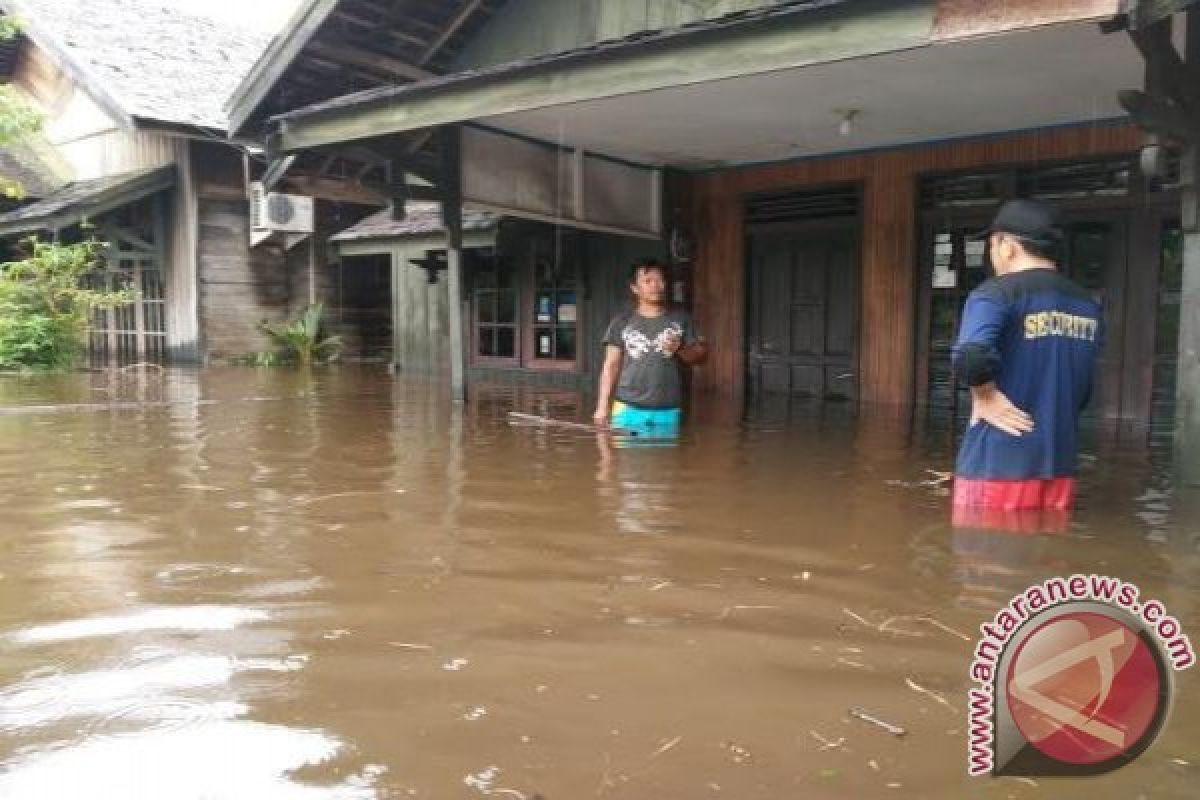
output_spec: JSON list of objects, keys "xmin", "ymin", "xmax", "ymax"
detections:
[{"xmin": 836, "ymin": 109, "xmax": 860, "ymax": 137}]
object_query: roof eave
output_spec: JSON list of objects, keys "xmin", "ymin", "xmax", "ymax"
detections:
[
  {"xmin": 223, "ymin": 0, "xmax": 340, "ymax": 139},
  {"xmin": 0, "ymin": 164, "xmax": 176, "ymax": 237},
  {"xmin": 131, "ymin": 117, "xmax": 229, "ymax": 140},
  {"xmin": 270, "ymin": 0, "xmax": 926, "ymax": 153}
]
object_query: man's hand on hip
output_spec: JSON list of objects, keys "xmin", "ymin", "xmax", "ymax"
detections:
[{"xmin": 970, "ymin": 383, "xmax": 1035, "ymax": 436}]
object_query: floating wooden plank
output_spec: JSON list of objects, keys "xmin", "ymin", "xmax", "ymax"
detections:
[
  {"xmin": 506, "ymin": 411, "xmax": 639, "ymax": 437},
  {"xmin": 0, "ymin": 397, "xmax": 280, "ymax": 416}
]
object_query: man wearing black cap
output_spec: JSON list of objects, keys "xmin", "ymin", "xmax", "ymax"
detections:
[{"xmin": 951, "ymin": 198, "xmax": 1102, "ymax": 518}]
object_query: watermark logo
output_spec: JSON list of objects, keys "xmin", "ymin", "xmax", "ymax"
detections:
[{"xmin": 967, "ymin": 576, "xmax": 1193, "ymax": 777}]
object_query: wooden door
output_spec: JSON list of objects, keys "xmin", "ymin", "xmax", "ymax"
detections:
[{"xmin": 747, "ymin": 225, "xmax": 859, "ymax": 401}]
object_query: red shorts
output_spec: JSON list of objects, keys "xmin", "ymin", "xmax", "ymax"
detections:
[{"xmin": 952, "ymin": 477, "xmax": 1076, "ymax": 511}]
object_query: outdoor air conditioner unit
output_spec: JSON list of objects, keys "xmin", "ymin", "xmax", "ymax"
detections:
[{"xmin": 249, "ymin": 182, "xmax": 314, "ymax": 248}]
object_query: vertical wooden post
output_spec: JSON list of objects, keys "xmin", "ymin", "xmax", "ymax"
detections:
[
  {"xmin": 439, "ymin": 125, "xmax": 467, "ymax": 403},
  {"xmin": 305, "ymin": 200, "xmax": 323, "ymax": 309},
  {"xmin": 1178, "ymin": 9, "xmax": 1200, "ymax": 485}
]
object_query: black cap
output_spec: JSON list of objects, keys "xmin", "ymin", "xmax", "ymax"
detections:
[{"xmin": 970, "ymin": 198, "xmax": 1063, "ymax": 245}]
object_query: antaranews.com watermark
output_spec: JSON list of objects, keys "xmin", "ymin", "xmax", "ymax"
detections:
[{"xmin": 967, "ymin": 574, "xmax": 1194, "ymax": 777}]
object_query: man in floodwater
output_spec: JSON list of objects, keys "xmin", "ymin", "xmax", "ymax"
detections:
[
  {"xmin": 951, "ymin": 198, "xmax": 1102, "ymax": 518},
  {"xmin": 593, "ymin": 258, "xmax": 707, "ymax": 436}
]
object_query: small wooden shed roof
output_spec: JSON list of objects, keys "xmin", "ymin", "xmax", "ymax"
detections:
[
  {"xmin": 0, "ymin": 165, "xmax": 175, "ymax": 235},
  {"xmin": 330, "ymin": 202, "xmax": 498, "ymax": 243}
]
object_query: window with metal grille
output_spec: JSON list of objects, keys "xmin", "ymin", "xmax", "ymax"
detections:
[
  {"xmin": 920, "ymin": 172, "xmax": 1006, "ymax": 210},
  {"xmin": 1017, "ymin": 159, "xmax": 1132, "ymax": 200},
  {"xmin": 745, "ymin": 186, "xmax": 858, "ymax": 225},
  {"xmin": 86, "ymin": 197, "xmax": 167, "ymax": 366}
]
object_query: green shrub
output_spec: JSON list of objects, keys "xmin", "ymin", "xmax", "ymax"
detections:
[
  {"xmin": 257, "ymin": 303, "xmax": 341, "ymax": 367},
  {"xmin": 0, "ymin": 239, "xmax": 135, "ymax": 370}
]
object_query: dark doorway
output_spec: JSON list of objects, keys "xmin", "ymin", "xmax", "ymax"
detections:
[
  {"xmin": 745, "ymin": 188, "xmax": 860, "ymax": 402},
  {"xmin": 336, "ymin": 253, "xmax": 393, "ymax": 361}
]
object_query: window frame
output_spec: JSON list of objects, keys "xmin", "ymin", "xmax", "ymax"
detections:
[
  {"xmin": 522, "ymin": 256, "xmax": 581, "ymax": 371},
  {"xmin": 469, "ymin": 249, "xmax": 520, "ymax": 367}
]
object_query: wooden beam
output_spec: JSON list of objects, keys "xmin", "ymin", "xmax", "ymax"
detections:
[
  {"xmin": 1131, "ymin": 0, "xmax": 1200, "ymax": 29},
  {"xmin": 317, "ymin": 152, "xmax": 339, "ymax": 175},
  {"xmin": 306, "ymin": 41, "xmax": 433, "ymax": 82},
  {"xmin": 387, "ymin": 162, "xmax": 408, "ymax": 220},
  {"xmin": 308, "ymin": 142, "xmax": 442, "ymax": 186},
  {"xmin": 332, "ymin": 8, "xmax": 381, "ymax": 28},
  {"xmin": 262, "ymin": 154, "xmax": 298, "ymax": 192},
  {"xmin": 363, "ymin": 140, "xmax": 443, "ymax": 185},
  {"xmin": 385, "ymin": 11, "xmax": 443, "ymax": 37},
  {"xmin": 340, "ymin": 144, "xmax": 389, "ymax": 166},
  {"xmin": 1118, "ymin": 89, "xmax": 1200, "ymax": 140},
  {"xmin": 356, "ymin": 160, "xmax": 383, "ymax": 180},
  {"xmin": 277, "ymin": 2, "xmax": 932, "ymax": 152},
  {"xmin": 420, "ymin": 0, "xmax": 484, "ymax": 65},
  {"xmin": 332, "ymin": 10, "xmax": 428, "ymax": 46},
  {"xmin": 358, "ymin": 180, "xmax": 442, "ymax": 204},
  {"xmin": 400, "ymin": 183, "xmax": 443, "ymax": 203},
  {"xmin": 281, "ymin": 175, "xmax": 388, "ymax": 206},
  {"xmin": 1128, "ymin": 21, "xmax": 1200, "ymax": 111}
]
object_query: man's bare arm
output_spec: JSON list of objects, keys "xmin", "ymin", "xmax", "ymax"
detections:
[{"xmin": 593, "ymin": 345, "xmax": 623, "ymax": 425}]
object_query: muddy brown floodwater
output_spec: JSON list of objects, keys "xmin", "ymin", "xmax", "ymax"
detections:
[{"xmin": 1, "ymin": 367, "xmax": 1198, "ymax": 799}]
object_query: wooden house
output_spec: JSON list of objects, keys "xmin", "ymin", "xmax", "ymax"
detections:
[
  {"xmin": 231, "ymin": 0, "xmax": 1198, "ymax": 462},
  {"xmin": 0, "ymin": 0, "xmax": 393, "ymax": 365}
]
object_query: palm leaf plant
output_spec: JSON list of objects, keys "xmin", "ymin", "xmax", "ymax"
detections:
[{"xmin": 257, "ymin": 303, "xmax": 342, "ymax": 366}]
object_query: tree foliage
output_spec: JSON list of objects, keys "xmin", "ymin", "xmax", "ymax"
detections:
[{"xmin": 0, "ymin": 18, "xmax": 44, "ymax": 199}]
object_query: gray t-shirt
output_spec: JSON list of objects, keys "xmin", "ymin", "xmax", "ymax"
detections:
[{"xmin": 602, "ymin": 308, "xmax": 699, "ymax": 409}]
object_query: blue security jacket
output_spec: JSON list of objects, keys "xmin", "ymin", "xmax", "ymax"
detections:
[{"xmin": 952, "ymin": 269, "xmax": 1103, "ymax": 480}]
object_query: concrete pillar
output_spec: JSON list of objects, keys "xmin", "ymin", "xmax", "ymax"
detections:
[
  {"xmin": 446, "ymin": 243, "xmax": 466, "ymax": 403},
  {"xmin": 1176, "ymin": 12, "xmax": 1200, "ymax": 486}
]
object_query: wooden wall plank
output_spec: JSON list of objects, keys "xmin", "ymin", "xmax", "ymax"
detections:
[
  {"xmin": 933, "ymin": 0, "xmax": 1121, "ymax": 41},
  {"xmin": 194, "ymin": 184, "xmax": 290, "ymax": 360}
]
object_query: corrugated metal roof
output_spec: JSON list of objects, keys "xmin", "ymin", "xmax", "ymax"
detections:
[{"xmin": 330, "ymin": 203, "xmax": 498, "ymax": 242}]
